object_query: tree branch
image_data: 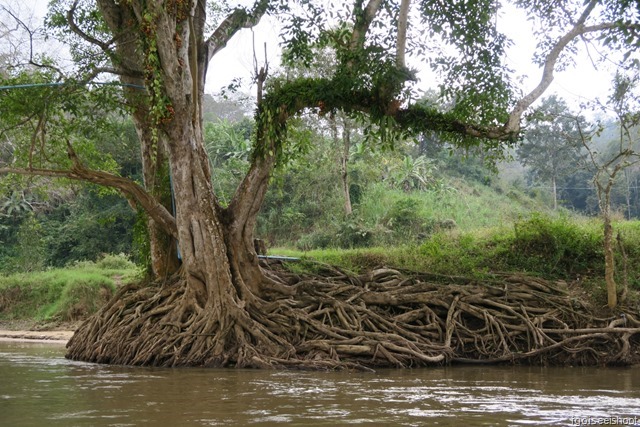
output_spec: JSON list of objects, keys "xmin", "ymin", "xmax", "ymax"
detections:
[
  {"xmin": 206, "ymin": 0, "xmax": 270, "ymax": 62},
  {"xmin": 505, "ymin": 0, "xmax": 619, "ymax": 133},
  {"xmin": 0, "ymin": 165, "xmax": 178, "ymax": 239},
  {"xmin": 67, "ymin": 0, "xmax": 149, "ymax": 83},
  {"xmin": 1, "ymin": 5, "xmax": 65, "ymax": 76},
  {"xmin": 396, "ymin": 0, "xmax": 411, "ymax": 68},
  {"xmin": 67, "ymin": 0, "xmax": 115, "ymax": 53},
  {"xmin": 349, "ymin": 0, "xmax": 384, "ymax": 51},
  {"xmin": 89, "ymin": 66, "xmax": 144, "ymax": 80}
]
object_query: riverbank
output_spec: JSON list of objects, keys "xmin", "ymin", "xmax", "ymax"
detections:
[
  {"xmin": 3, "ymin": 216, "xmax": 640, "ymax": 367},
  {"xmin": 0, "ymin": 320, "xmax": 78, "ymax": 344}
]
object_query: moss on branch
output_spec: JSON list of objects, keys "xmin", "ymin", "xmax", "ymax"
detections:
[{"xmin": 253, "ymin": 74, "xmax": 517, "ymax": 161}]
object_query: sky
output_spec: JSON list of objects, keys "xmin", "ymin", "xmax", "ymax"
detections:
[
  {"xmin": 201, "ymin": 3, "xmax": 621, "ymax": 116},
  {"xmin": 8, "ymin": 0, "xmax": 621, "ymax": 115},
  {"xmin": 495, "ymin": 4, "xmax": 620, "ymax": 114}
]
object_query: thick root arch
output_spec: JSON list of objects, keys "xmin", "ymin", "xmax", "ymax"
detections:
[{"xmin": 66, "ymin": 264, "xmax": 640, "ymax": 370}]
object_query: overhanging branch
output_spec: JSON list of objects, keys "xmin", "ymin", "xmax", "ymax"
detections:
[
  {"xmin": 505, "ymin": 0, "xmax": 624, "ymax": 133},
  {"xmin": 0, "ymin": 165, "xmax": 178, "ymax": 239}
]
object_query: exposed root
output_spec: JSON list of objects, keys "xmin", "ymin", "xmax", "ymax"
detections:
[{"xmin": 66, "ymin": 262, "xmax": 640, "ymax": 370}]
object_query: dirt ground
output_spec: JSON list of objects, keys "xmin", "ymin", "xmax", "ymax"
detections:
[{"xmin": 0, "ymin": 320, "xmax": 79, "ymax": 343}]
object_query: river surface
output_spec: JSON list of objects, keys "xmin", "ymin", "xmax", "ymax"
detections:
[{"xmin": 1, "ymin": 341, "xmax": 639, "ymax": 426}]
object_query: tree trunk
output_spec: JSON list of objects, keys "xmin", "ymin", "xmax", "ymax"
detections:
[
  {"xmin": 597, "ymin": 177, "xmax": 617, "ymax": 309},
  {"xmin": 225, "ymin": 155, "xmax": 282, "ymax": 295},
  {"xmin": 624, "ymin": 169, "xmax": 632, "ymax": 219},
  {"xmin": 331, "ymin": 114, "xmax": 353, "ymax": 216},
  {"xmin": 100, "ymin": 0, "xmax": 181, "ymax": 279},
  {"xmin": 136, "ymin": 119, "xmax": 181, "ymax": 278},
  {"xmin": 147, "ymin": 216, "xmax": 181, "ymax": 277},
  {"xmin": 552, "ymin": 175, "xmax": 558, "ymax": 211},
  {"xmin": 603, "ymin": 210, "xmax": 617, "ymax": 309},
  {"xmin": 341, "ymin": 120, "xmax": 353, "ymax": 216}
]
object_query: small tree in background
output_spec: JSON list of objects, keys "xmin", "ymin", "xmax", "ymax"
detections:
[
  {"xmin": 11, "ymin": 213, "xmax": 46, "ymax": 273},
  {"xmin": 580, "ymin": 72, "xmax": 640, "ymax": 309}
]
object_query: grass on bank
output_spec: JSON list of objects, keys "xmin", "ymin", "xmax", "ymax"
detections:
[
  {"xmin": 272, "ymin": 213, "xmax": 640, "ymax": 305},
  {"xmin": 3, "ymin": 214, "xmax": 640, "ymax": 324},
  {"xmin": 281, "ymin": 179, "xmax": 547, "ymax": 251},
  {"xmin": 0, "ymin": 253, "xmax": 141, "ymax": 322}
]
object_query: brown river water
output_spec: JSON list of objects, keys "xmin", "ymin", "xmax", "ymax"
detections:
[{"xmin": 1, "ymin": 341, "xmax": 639, "ymax": 426}]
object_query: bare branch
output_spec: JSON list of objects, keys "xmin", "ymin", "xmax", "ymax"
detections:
[
  {"xmin": 253, "ymin": 37, "xmax": 269, "ymax": 103},
  {"xmin": 396, "ymin": 0, "xmax": 411, "ymax": 68},
  {"xmin": 206, "ymin": 0, "xmax": 270, "ymax": 62},
  {"xmin": 0, "ymin": 165, "xmax": 178, "ymax": 238},
  {"xmin": 505, "ymin": 0, "xmax": 619, "ymax": 133},
  {"xmin": 1, "ymin": 5, "xmax": 65, "ymax": 76}
]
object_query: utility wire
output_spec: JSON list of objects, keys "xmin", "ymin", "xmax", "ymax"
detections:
[
  {"xmin": 528, "ymin": 186, "xmax": 640, "ymax": 190},
  {"xmin": 0, "ymin": 82, "xmax": 145, "ymax": 91}
]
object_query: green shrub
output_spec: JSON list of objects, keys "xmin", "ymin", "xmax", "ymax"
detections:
[
  {"xmin": 66, "ymin": 259, "xmax": 97, "ymax": 269},
  {"xmin": 385, "ymin": 198, "xmax": 427, "ymax": 237},
  {"xmin": 494, "ymin": 213, "xmax": 602, "ymax": 276},
  {"xmin": 296, "ymin": 229, "xmax": 336, "ymax": 250},
  {"xmin": 96, "ymin": 253, "xmax": 136, "ymax": 270},
  {"xmin": 336, "ymin": 219, "xmax": 374, "ymax": 248},
  {"xmin": 3, "ymin": 214, "xmax": 47, "ymax": 274}
]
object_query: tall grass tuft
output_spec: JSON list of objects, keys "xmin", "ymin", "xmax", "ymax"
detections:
[
  {"xmin": 44, "ymin": 273, "xmax": 116, "ymax": 321},
  {"xmin": 0, "ymin": 254, "xmax": 139, "ymax": 322}
]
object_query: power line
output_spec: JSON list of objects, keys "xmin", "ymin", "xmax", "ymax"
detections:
[
  {"xmin": 528, "ymin": 186, "xmax": 640, "ymax": 190},
  {"xmin": 0, "ymin": 82, "xmax": 145, "ymax": 91}
]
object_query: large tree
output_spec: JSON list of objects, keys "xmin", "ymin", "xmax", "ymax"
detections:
[{"xmin": 2, "ymin": 0, "xmax": 640, "ymax": 368}]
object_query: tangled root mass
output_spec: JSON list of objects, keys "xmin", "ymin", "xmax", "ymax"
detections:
[{"xmin": 66, "ymin": 262, "xmax": 640, "ymax": 370}]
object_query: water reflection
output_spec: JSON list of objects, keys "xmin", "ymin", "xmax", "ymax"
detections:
[{"xmin": 1, "ymin": 341, "xmax": 639, "ymax": 426}]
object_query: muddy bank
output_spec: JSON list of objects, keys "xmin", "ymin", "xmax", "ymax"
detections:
[
  {"xmin": 0, "ymin": 320, "xmax": 79, "ymax": 344},
  {"xmin": 0, "ymin": 329, "xmax": 73, "ymax": 343}
]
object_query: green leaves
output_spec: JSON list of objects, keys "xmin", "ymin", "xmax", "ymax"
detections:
[
  {"xmin": 0, "ymin": 69, "xmax": 130, "ymax": 178},
  {"xmin": 419, "ymin": 0, "xmax": 513, "ymax": 126},
  {"xmin": 0, "ymin": 192, "xmax": 33, "ymax": 218},
  {"xmin": 389, "ymin": 155, "xmax": 438, "ymax": 192}
]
